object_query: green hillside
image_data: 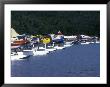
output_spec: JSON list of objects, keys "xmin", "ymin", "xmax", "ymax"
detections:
[{"xmin": 11, "ymin": 11, "xmax": 100, "ymax": 36}]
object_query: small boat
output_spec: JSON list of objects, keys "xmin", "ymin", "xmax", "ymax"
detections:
[
  {"xmin": 11, "ymin": 40, "xmax": 29, "ymax": 46},
  {"xmin": 11, "ymin": 45, "xmax": 31, "ymax": 60},
  {"xmin": 11, "ymin": 52, "xmax": 30, "ymax": 60}
]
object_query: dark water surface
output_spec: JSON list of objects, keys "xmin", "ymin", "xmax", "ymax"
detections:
[{"xmin": 11, "ymin": 44, "xmax": 100, "ymax": 77}]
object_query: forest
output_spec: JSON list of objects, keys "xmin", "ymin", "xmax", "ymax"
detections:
[{"xmin": 11, "ymin": 11, "xmax": 100, "ymax": 37}]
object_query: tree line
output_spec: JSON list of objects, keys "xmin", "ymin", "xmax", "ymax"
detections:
[{"xmin": 11, "ymin": 11, "xmax": 100, "ymax": 37}]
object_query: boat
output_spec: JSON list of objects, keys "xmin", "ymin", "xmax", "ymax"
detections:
[
  {"xmin": 11, "ymin": 52, "xmax": 30, "ymax": 60},
  {"xmin": 11, "ymin": 40, "xmax": 29, "ymax": 46},
  {"xmin": 52, "ymin": 31, "xmax": 64, "ymax": 44},
  {"xmin": 11, "ymin": 34, "xmax": 30, "ymax": 46},
  {"xmin": 11, "ymin": 45, "xmax": 31, "ymax": 60}
]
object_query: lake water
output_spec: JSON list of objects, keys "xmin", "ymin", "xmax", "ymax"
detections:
[{"xmin": 11, "ymin": 43, "xmax": 100, "ymax": 77}]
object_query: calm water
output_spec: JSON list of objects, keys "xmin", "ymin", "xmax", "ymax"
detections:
[{"xmin": 11, "ymin": 44, "xmax": 100, "ymax": 77}]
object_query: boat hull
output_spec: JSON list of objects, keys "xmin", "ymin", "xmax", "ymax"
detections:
[{"xmin": 11, "ymin": 52, "xmax": 30, "ymax": 60}]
